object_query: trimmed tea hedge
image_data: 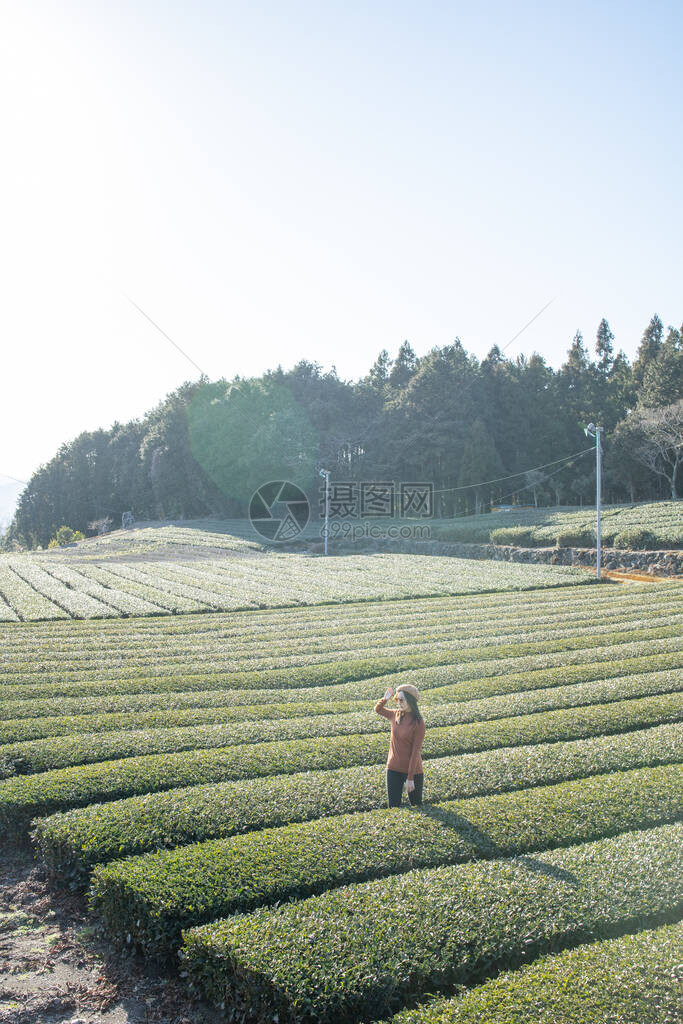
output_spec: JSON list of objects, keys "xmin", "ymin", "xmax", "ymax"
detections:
[
  {"xmin": 490, "ymin": 527, "xmax": 538, "ymax": 546},
  {"xmin": 385, "ymin": 920, "xmax": 683, "ymax": 1024},
  {"xmin": 4, "ymin": 690, "xmax": 682, "ymax": 837},
  {"xmin": 428, "ymin": 647, "xmax": 683, "ymax": 703},
  {"xmin": 5, "ymin": 580, "xmax": 652, "ymax": 650},
  {"xmin": 0, "ymin": 589, "xmax": 623, "ymax": 673},
  {"xmin": 0, "ymin": 697, "xmax": 360, "ymax": 744},
  {"xmin": 5, "ymin": 667, "xmax": 680, "ymax": 775},
  {"xmin": 2, "ymin": 620, "xmax": 678, "ymax": 702},
  {"xmin": 91, "ymin": 763, "xmax": 683, "ymax": 958},
  {"xmin": 3, "ymin": 643, "xmax": 680, "ymax": 728},
  {"xmin": 0, "ymin": 551, "xmax": 590, "ymax": 622},
  {"xmin": 2, "ymin": 583, "xmax": 677, "ymax": 679},
  {"xmin": 182, "ymin": 823, "xmax": 683, "ymax": 1023},
  {"xmin": 11, "ymin": 598, "xmax": 638, "ymax": 681},
  {"xmin": 33, "ymin": 722, "xmax": 683, "ymax": 883},
  {"xmin": 613, "ymin": 527, "xmax": 660, "ymax": 550},
  {"xmin": 428, "ymin": 500, "xmax": 683, "ymax": 550},
  {"xmin": 6, "ymin": 598, "xmax": 631, "ymax": 675},
  {"xmin": 556, "ymin": 527, "xmax": 596, "ymax": 548}
]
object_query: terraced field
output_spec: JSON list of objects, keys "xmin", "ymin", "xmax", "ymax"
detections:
[
  {"xmin": 430, "ymin": 498, "xmax": 683, "ymax": 547},
  {"xmin": 1, "ymin": 575, "xmax": 681, "ymax": 1023},
  {"xmin": 0, "ymin": 550, "xmax": 585, "ymax": 621}
]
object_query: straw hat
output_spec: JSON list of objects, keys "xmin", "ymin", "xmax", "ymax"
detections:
[{"xmin": 396, "ymin": 683, "xmax": 420, "ymax": 700}]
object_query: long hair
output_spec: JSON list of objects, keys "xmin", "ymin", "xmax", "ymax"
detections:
[{"xmin": 397, "ymin": 691, "xmax": 423, "ymax": 724}]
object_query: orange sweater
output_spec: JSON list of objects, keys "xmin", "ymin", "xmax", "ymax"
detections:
[{"xmin": 374, "ymin": 699, "xmax": 425, "ymax": 779}]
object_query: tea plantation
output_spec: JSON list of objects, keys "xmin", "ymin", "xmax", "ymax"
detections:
[
  {"xmin": 1, "ymin": 499, "xmax": 680, "ymax": 624},
  {"xmin": 0, "ymin": 558, "xmax": 681, "ymax": 1023}
]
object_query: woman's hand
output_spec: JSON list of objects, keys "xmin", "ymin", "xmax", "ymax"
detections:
[
  {"xmin": 405, "ymin": 779, "xmax": 415, "ymax": 793},
  {"xmin": 383, "ymin": 687, "xmax": 393, "ymax": 701}
]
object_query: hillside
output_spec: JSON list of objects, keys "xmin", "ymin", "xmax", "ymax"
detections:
[{"xmin": 7, "ymin": 328, "xmax": 682, "ymax": 551}]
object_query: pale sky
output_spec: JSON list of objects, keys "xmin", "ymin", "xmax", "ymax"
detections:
[{"xmin": 1, "ymin": 0, "xmax": 681, "ymax": 519}]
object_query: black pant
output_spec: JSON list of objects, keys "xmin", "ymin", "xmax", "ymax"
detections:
[{"xmin": 386, "ymin": 770, "xmax": 424, "ymax": 808}]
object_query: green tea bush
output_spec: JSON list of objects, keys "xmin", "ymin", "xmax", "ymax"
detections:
[
  {"xmin": 6, "ymin": 666, "xmax": 680, "ymax": 775},
  {"xmin": 0, "ymin": 698, "xmax": 361, "ymax": 744},
  {"xmin": 386, "ymin": 921, "xmax": 683, "ymax": 1024},
  {"xmin": 0, "ymin": 550, "xmax": 588, "ymax": 621},
  {"xmin": 3, "ymin": 689, "xmax": 681, "ymax": 838},
  {"xmin": 432, "ymin": 526, "xmax": 491, "ymax": 543},
  {"xmin": 181, "ymin": 823, "xmax": 683, "ymax": 1023},
  {"xmin": 2, "ymin": 619, "xmax": 678, "ymax": 704},
  {"xmin": 431, "ymin": 501, "xmax": 681, "ymax": 551},
  {"xmin": 2, "ymin": 581, "xmax": 669, "ymax": 673},
  {"xmin": 0, "ymin": 648, "xmax": 533, "ymax": 701},
  {"xmin": 2, "ymin": 584, "xmax": 677, "ymax": 696},
  {"xmin": 556, "ymin": 527, "xmax": 597, "ymax": 548},
  {"xmin": 428, "ymin": 649, "xmax": 683, "ymax": 705},
  {"xmin": 490, "ymin": 527, "xmax": 539, "ymax": 547},
  {"xmin": 612, "ymin": 527, "xmax": 661, "ymax": 550},
  {"xmin": 4, "ymin": 637, "xmax": 680, "ymax": 727},
  {"xmin": 91, "ymin": 763, "xmax": 683, "ymax": 959},
  {"xmin": 33, "ymin": 721, "xmax": 683, "ymax": 884}
]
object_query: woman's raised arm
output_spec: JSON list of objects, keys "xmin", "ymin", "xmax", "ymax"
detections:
[{"xmin": 374, "ymin": 687, "xmax": 395, "ymax": 720}]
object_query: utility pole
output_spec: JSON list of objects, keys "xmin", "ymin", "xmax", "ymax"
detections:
[{"xmin": 584, "ymin": 424, "xmax": 603, "ymax": 580}]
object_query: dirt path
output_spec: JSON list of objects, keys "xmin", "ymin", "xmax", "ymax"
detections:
[{"xmin": 0, "ymin": 846, "xmax": 222, "ymax": 1024}]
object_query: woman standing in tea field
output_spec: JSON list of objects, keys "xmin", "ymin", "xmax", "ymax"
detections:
[{"xmin": 374, "ymin": 683, "xmax": 426, "ymax": 807}]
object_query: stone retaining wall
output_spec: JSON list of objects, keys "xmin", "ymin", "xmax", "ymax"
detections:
[{"xmin": 327, "ymin": 538, "xmax": 683, "ymax": 576}]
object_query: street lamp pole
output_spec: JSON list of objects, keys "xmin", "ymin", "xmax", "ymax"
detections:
[{"xmin": 319, "ymin": 469, "xmax": 330, "ymax": 556}]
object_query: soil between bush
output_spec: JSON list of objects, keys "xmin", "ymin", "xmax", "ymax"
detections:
[{"xmin": 0, "ymin": 844, "xmax": 221, "ymax": 1024}]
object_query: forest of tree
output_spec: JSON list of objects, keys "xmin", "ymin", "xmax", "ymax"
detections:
[{"xmin": 5, "ymin": 315, "xmax": 682, "ymax": 549}]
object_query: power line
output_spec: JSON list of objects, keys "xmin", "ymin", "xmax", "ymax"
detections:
[
  {"xmin": 432, "ymin": 445, "xmax": 596, "ymax": 495},
  {"xmin": 0, "ymin": 473, "xmax": 28, "ymax": 486},
  {"xmin": 500, "ymin": 296, "xmax": 557, "ymax": 353},
  {"xmin": 429, "ymin": 449, "xmax": 595, "ymax": 521},
  {"xmin": 127, "ymin": 298, "xmax": 208, "ymax": 378},
  {"xmin": 491, "ymin": 453, "xmax": 593, "ymax": 507}
]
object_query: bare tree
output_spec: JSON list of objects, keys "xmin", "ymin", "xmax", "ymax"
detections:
[
  {"xmin": 524, "ymin": 469, "xmax": 545, "ymax": 507},
  {"xmin": 629, "ymin": 400, "xmax": 683, "ymax": 500},
  {"xmin": 88, "ymin": 517, "xmax": 114, "ymax": 536}
]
